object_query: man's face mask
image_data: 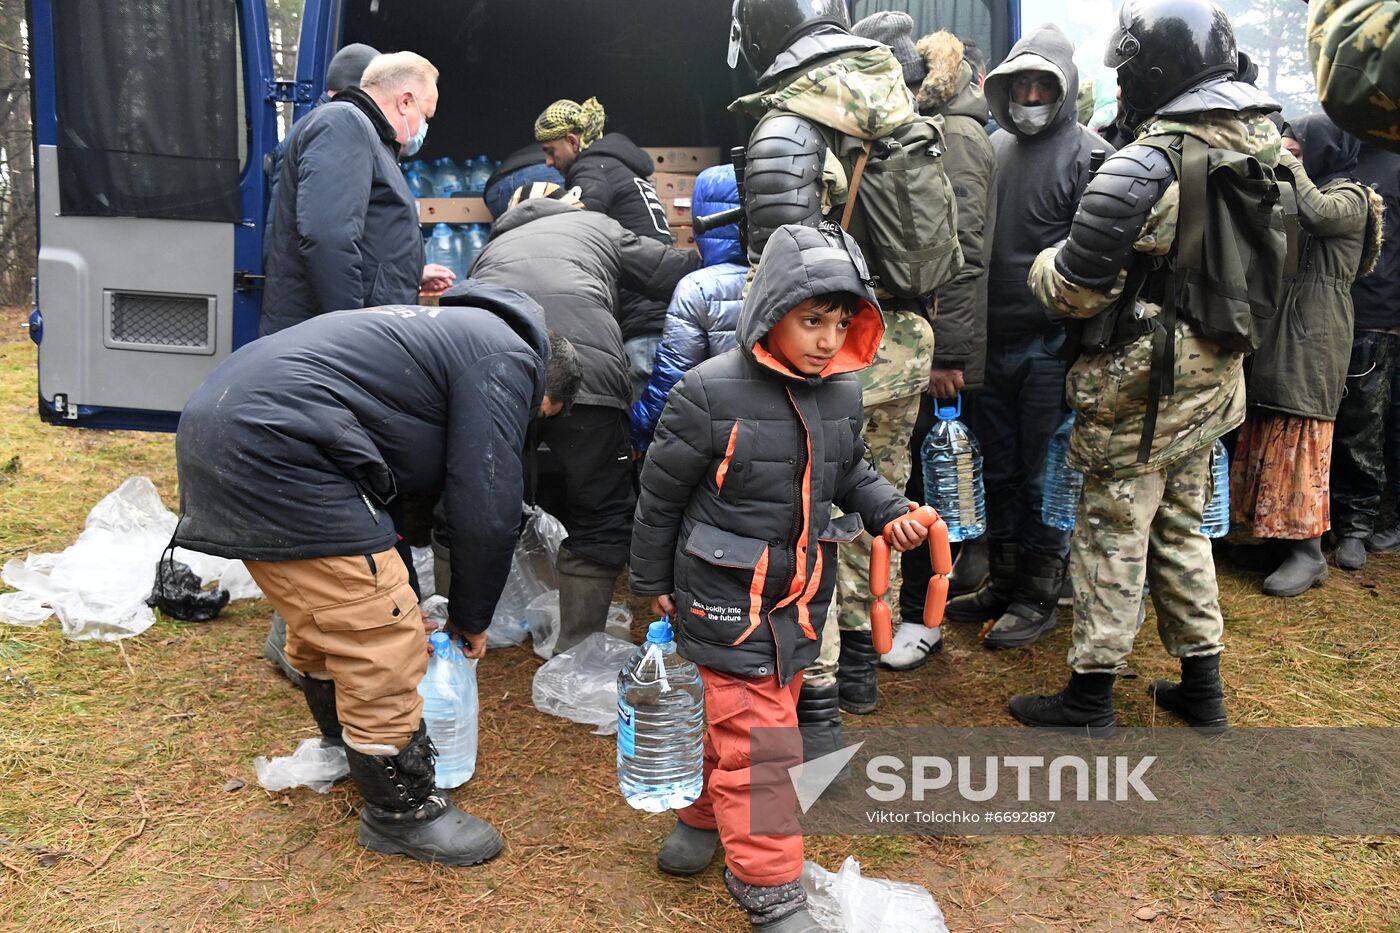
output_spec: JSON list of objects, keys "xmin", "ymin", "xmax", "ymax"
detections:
[
  {"xmin": 401, "ymin": 95, "xmax": 428, "ymax": 157},
  {"xmin": 1009, "ymin": 102, "xmax": 1055, "ymax": 135}
]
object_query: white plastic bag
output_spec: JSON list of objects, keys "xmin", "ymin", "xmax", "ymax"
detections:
[
  {"xmin": 489, "ymin": 505, "xmax": 565, "ymax": 636},
  {"xmin": 531, "ymin": 632, "xmax": 635, "ymax": 735},
  {"xmin": 526, "ymin": 593, "xmax": 633, "ymax": 658},
  {"xmin": 411, "ymin": 545, "xmax": 435, "ymax": 598},
  {"xmin": 801, "ymin": 858, "xmax": 948, "ymax": 933},
  {"xmin": 0, "ymin": 477, "xmax": 261, "ymax": 640},
  {"xmin": 252, "ymin": 737, "xmax": 349, "ymax": 793}
]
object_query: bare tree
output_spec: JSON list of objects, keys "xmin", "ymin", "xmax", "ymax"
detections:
[{"xmin": 0, "ymin": 0, "xmax": 35, "ymax": 308}]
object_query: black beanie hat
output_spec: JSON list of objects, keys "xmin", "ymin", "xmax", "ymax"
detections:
[{"xmin": 325, "ymin": 43, "xmax": 379, "ymax": 93}]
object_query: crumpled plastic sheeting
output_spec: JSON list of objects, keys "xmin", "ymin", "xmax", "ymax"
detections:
[
  {"xmin": 525, "ymin": 593, "xmax": 633, "ymax": 659},
  {"xmin": 531, "ymin": 632, "xmax": 635, "ymax": 735},
  {"xmin": 253, "ymin": 737, "xmax": 349, "ymax": 793},
  {"xmin": 801, "ymin": 858, "xmax": 948, "ymax": 933},
  {"xmin": 0, "ymin": 477, "xmax": 261, "ymax": 641}
]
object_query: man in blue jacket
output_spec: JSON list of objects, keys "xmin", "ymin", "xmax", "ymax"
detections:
[{"xmin": 173, "ymin": 284, "xmax": 579, "ymax": 866}]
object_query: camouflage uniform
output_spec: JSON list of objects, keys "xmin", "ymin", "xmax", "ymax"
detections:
[
  {"xmin": 1027, "ymin": 111, "xmax": 1277, "ymax": 673},
  {"xmin": 733, "ymin": 44, "xmax": 938, "ymax": 684},
  {"xmin": 1308, "ymin": 0, "xmax": 1400, "ymax": 152}
]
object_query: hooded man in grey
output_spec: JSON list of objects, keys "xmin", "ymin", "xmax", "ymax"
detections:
[{"xmin": 944, "ymin": 23, "xmax": 1112, "ymax": 650}]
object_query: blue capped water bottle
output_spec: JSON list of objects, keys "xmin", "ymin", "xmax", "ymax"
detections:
[
  {"xmin": 419, "ymin": 632, "xmax": 479, "ymax": 788},
  {"xmin": 920, "ymin": 393, "xmax": 986, "ymax": 542},
  {"xmin": 1041, "ymin": 413, "xmax": 1084, "ymax": 532},
  {"xmin": 466, "ymin": 155, "xmax": 493, "ymax": 196},
  {"xmin": 617, "ymin": 618, "xmax": 704, "ymax": 813},
  {"xmin": 403, "ymin": 160, "xmax": 435, "ymax": 198},
  {"xmin": 432, "ymin": 157, "xmax": 465, "ymax": 198},
  {"xmin": 425, "ymin": 223, "xmax": 461, "ymax": 280},
  {"xmin": 1200, "ymin": 440, "xmax": 1230, "ymax": 539}
]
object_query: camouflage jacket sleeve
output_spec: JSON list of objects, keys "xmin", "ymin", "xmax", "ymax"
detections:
[
  {"xmin": 1309, "ymin": 0, "xmax": 1400, "ymax": 151},
  {"xmin": 1027, "ymin": 182, "xmax": 1179, "ymax": 320}
]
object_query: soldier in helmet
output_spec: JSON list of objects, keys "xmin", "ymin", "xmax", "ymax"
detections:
[
  {"xmin": 723, "ymin": 0, "xmax": 939, "ymax": 744},
  {"xmin": 1009, "ymin": 0, "xmax": 1284, "ymax": 734}
]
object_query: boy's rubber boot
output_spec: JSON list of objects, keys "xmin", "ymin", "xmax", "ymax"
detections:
[
  {"xmin": 947, "ymin": 536, "xmax": 990, "ymax": 597},
  {"xmin": 1368, "ymin": 523, "xmax": 1400, "ymax": 552},
  {"xmin": 301, "ymin": 675, "xmax": 345, "ymax": 747},
  {"xmin": 554, "ymin": 550, "xmax": 619, "ymax": 655},
  {"xmin": 1336, "ymin": 536, "xmax": 1368, "ymax": 570},
  {"xmin": 944, "ymin": 542, "xmax": 1018, "ymax": 623},
  {"xmin": 656, "ymin": 820, "xmax": 719, "ymax": 876},
  {"xmin": 1262, "ymin": 537, "xmax": 1328, "ymax": 597},
  {"xmin": 262, "ymin": 612, "xmax": 305, "ymax": 687},
  {"xmin": 837, "ymin": 630, "xmax": 879, "ymax": 715},
  {"xmin": 725, "ymin": 870, "xmax": 821, "ymax": 932},
  {"xmin": 1148, "ymin": 653, "xmax": 1228, "ymax": 733},
  {"xmin": 1007, "ymin": 672, "xmax": 1117, "ymax": 738},
  {"xmin": 796, "ymin": 681, "xmax": 851, "ymax": 780},
  {"xmin": 345, "ymin": 723, "xmax": 503, "ymax": 866},
  {"xmin": 983, "ymin": 550, "xmax": 1065, "ymax": 650}
]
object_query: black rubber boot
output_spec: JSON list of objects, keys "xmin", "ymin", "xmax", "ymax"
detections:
[
  {"xmin": 1008, "ymin": 672, "xmax": 1117, "ymax": 737},
  {"xmin": 837, "ymin": 630, "xmax": 879, "ymax": 715},
  {"xmin": 262, "ymin": 612, "xmax": 305, "ymax": 687},
  {"xmin": 796, "ymin": 681, "xmax": 848, "ymax": 777},
  {"xmin": 725, "ymin": 869, "xmax": 820, "ymax": 932},
  {"xmin": 555, "ymin": 549, "xmax": 620, "ymax": 655},
  {"xmin": 1148, "ymin": 653, "xmax": 1228, "ymax": 733},
  {"xmin": 947, "ymin": 536, "xmax": 989, "ymax": 598},
  {"xmin": 945, "ymin": 542, "xmax": 1018, "ymax": 624},
  {"xmin": 1369, "ymin": 522, "xmax": 1400, "ymax": 553},
  {"xmin": 1336, "ymin": 536, "xmax": 1368, "ymax": 571},
  {"xmin": 656, "ymin": 820, "xmax": 719, "ymax": 876},
  {"xmin": 301, "ymin": 676, "xmax": 344, "ymax": 747},
  {"xmin": 345, "ymin": 723, "xmax": 503, "ymax": 866},
  {"xmin": 984, "ymin": 550, "xmax": 1065, "ymax": 650},
  {"xmin": 1262, "ymin": 537, "xmax": 1328, "ymax": 597}
]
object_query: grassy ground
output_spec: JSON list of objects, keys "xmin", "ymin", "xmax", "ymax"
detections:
[{"xmin": 1, "ymin": 305, "xmax": 1396, "ymax": 931}]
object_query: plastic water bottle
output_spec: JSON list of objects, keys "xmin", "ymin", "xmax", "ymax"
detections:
[
  {"xmin": 461, "ymin": 224, "xmax": 490, "ymax": 274},
  {"xmin": 920, "ymin": 394, "xmax": 986, "ymax": 542},
  {"xmin": 467, "ymin": 155, "xmax": 493, "ymax": 196},
  {"xmin": 403, "ymin": 160, "xmax": 435, "ymax": 198},
  {"xmin": 433, "ymin": 157, "xmax": 465, "ymax": 198},
  {"xmin": 617, "ymin": 618, "xmax": 704, "ymax": 812},
  {"xmin": 1200, "ymin": 440, "xmax": 1230, "ymax": 539},
  {"xmin": 419, "ymin": 632, "xmax": 478, "ymax": 788},
  {"xmin": 1041, "ymin": 413, "xmax": 1084, "ymax": 532},
  {"xmin": 425, "ymin": 223, "xmax": 461, "ymax": 279}
]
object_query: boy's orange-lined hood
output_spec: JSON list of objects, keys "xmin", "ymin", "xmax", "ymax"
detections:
[{"xmin": 740, "ymin": 223, "xmax": 886, "ymax": 383}]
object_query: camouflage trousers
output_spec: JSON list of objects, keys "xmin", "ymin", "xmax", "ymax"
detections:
[
  {"xmin": 807, "ymin": 390, "xmax": 924, "ymax": 684},
  {"xmin": 1068, "ymin": 445, "xmax": 1224, "ymax": 674}
]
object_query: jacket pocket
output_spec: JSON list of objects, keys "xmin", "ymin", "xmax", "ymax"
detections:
[
  {"xmin": 818, "ymin": 513, "xmax": 865, "ymax": 544},
  {"xmin": 677, "ymin": 522, "xmax": 770, "ymax": 647},
  {"xmin": 311, "ymin": 580, "xmax": 418, "ymax": 632},
  {"xmin": 714, "ymin": 420, "xmax": 754, "ymax": 504}
]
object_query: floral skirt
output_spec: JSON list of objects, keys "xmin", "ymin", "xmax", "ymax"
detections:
[{"xmin": 1230, "ymin": 413, "xmax": 1334, "ymax": 540}]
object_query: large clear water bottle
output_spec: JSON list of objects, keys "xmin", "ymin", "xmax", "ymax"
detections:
[
  {"xmin": 920, "ymin": 394, "xmax": 986, "ymax": 542},
  {"xmin": 1041, "ymin": 413, "xmax": 1084, "ymax": 532},
  {"xmin": 461, "ymin": 224, "xmax": 490, "ymax": 275},
  {"xmin": 466, "ymin": 155, "xmax": 493, "ymax": 196},
  {"xmin": 403, "ymin": 160, "xmax": 435, "ymax": 198},
  {"xmin": 1200, "ymin": 440, "xmax": 1230, "ymax": 539},
  {"xmin": 433, "ymin": 157, "xmax": 465, "ymax": 198},
  {"xmin": 425, "ymin": 223, "xmax": 461, "ymax": 280},
  {"xmin": 617, "ymin": 618, "xmax": 704, "ymax": 813},
  {"xmin": 419, "ymin": 632, "xmax": 479, "ymax": 788}
]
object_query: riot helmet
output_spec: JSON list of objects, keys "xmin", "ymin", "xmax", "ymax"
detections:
[
  {"xmin": 1105, "ymin": 0, "xmax": 1238, "ymax": 117},
  {"xmin": 727, "ymin": 0, "xmax": 851, "ymax": 76}
]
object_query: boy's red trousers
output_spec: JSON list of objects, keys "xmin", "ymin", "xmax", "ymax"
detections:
[{"xmin": 677, "ymin": 666, "xmax": 805, "ymax": 887}]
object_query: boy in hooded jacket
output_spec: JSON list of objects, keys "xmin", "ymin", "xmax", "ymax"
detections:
[{"xmin": 630, "ymin": 223, "xmax": 931, "ymax": 932}]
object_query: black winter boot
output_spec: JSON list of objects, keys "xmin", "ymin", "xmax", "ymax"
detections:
[
  {"xmin": 725, "ymin": 869, "xmax": 821, "ymax": 932},
  {"xmin": 1149, "ymin": 654, "xmax": 1228, "ymax": 732},
  {"xmin": 555, "ymin": 549, "xmax": 620, "ymax": 655},
  {"xmin": 656, "ymin": 820, "xmax": 719, "ymax": 876},
  {"xmin": 984, "ymin": 550, "xmax": 1065, "ymax": 650},
  {"xmin": 1262, "ymin": 537, "xmax": 1328, "ymax": 597},
  {"xmin": 262, "ymin": 612, "xmax": 305, "ymax": 687},
  {"xmin": 837, "ymin": 630, "xmax": 879, "ymax": 715},
  {"xmin": 1369, "ymin": 522, "xmax": 1400, "ymax": 553},
  {"xmin": 1336, "ymin": 536, "xmax": 1368, "ymax": 571},
  {"xmin": 947, "ymin": 536, "xmax": 990, "ymax": 598},
  {"xmin": 1008, "ymin": 672, "xmax": 1117, "ymax": 737},
  {"xmin": 301, "ymin": 676, "xmax": 344, "ymax": 746},
  {"xmin": 796, "ymin": 681, "xmax": 848, "ymax": 774},
  {"xmin": 345, "ymin": 723, "xmax": 503, "ymax": 866},
  {"xmin": 945, "ymin": 542, "xmax": 1018, "ymax": 624}
]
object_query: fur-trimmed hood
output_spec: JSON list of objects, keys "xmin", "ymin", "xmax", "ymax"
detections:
[
  {"xmin": 914, "ymin": 32, "xmax": 971, "ymax": 113},
  {"xmin": 1361, "ymin": 185, "xmax": 1386, "ymax": 279}
]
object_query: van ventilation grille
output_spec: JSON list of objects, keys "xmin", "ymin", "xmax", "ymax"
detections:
[{"xmin": 110, "ymin": 293, "xmax": 211, "ymax": 350}]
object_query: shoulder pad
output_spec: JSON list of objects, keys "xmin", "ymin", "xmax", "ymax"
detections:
[
  {"xmin": 1057, "ymin": 144, "xmax": 1176, "ymax": 288},
  {"xmin": 744, "ymin": 114, "xmax": 827, "ymax": 262}
]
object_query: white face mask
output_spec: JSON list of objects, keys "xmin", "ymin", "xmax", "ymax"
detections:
[{"xmin": 1009, "ymin": 101, "xmax": 1056, "ymax": 135}]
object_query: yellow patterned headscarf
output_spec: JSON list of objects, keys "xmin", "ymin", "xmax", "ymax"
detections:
[{"xmin": 533, "ymin": 97, "xmax": 606, "ymax": 148}]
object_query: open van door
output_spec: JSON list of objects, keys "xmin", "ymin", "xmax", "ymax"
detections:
[{"xmin": 27, "ymin": 0, "xmax": 281, "ymax": 430}]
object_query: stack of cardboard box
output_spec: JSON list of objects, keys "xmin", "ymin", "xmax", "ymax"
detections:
[{"xmin": 644, "ymin": 147, "xmax": 723, "ymax": 252}]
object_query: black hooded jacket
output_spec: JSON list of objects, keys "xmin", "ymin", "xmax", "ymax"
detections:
[
  {"xmin": 631, "ymin": 224, "xmax": 911, "ymax": 684},
  {"xmin": 1348, "ymin": 141, "xmax": 1400, "ymax": 331},
  {"xmin": 984, "ymin": 24, "xmax": 1111, "ymax": 337},
  {"xmin": 173, "ymin": 284, "xmax": 547, "ymax": 634},
  {"xmin": 470, "ymin": 198, "xmax": 699, "ymax": 409}
]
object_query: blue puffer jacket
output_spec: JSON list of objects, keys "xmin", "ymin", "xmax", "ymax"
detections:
[{"xmin": 630, "ymin": 165, "xmax": 747, "ymax": 450}]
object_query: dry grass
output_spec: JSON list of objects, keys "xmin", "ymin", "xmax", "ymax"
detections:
[{"xmin": 1, "ymin": 305, "xmax": 1397, "ymax": 931}]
